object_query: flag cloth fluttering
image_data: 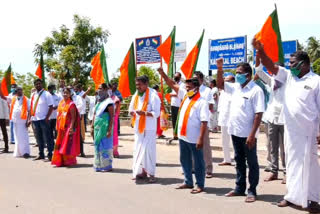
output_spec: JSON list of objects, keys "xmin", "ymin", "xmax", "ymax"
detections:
[
  {"xmin": 118, "ymin": 42, "xmax": 136, "ymax": 98},
  {"xmin": 255, "ymin": 7, "xmax": 284, "ymax": 65},
  {"xmin": 181, "ymin": 30, "xmax": 205, "ymax": 79},
  {"xmin": 35, "ymin": 49, "xmax": 45, "ymax": 86},
  {"xmin": 90, "ymin": 46, "xmax": 109, "ymax": 90},
  {"xmin": 1, "ymin": 64, "xmax": 14, "ymax": 96},
  {"xmin": 157, "ymin": 26, "xmax": 176, "ymax": 78}
]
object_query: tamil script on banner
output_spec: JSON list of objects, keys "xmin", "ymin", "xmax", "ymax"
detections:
[
  {"xmin": 135, "ymin": 35, "xmax": 161, "ymax": 64},
  {"xmin": 253, "ymin": 40, "xmax": 297, "ymax": 71},
  {"xmin": 209, "ymin": 36, "xmax": 247, "ymax": 70},
  {"xmin": 174, "ymin": 42, "xmax": 186, "ymax": 62}
]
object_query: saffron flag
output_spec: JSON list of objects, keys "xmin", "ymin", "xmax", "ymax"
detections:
[
  {"xmin": 119, "ymin": 43, "xmax": 136, "ymax": 98},
  {"xmin": 255, "ymin": 7, "xmax": 284, "ymax": 65},
  {"xmin": 181, "ymin": 30, "xmax": 205, "ymax": 79},
  {"xmin": 157, "ymin": 26, "xmax": 176, "ymax": 78},
  {"xmin": 90, "ymin": 46, "xmax": 109, "ymax": 90},
  {"xmin": 35, "ymin": 49, "xmax": 45, "ymax": 86},
  {"xmin": 1, "ymin": 64, "xmax": 13, "ymax": 96}
]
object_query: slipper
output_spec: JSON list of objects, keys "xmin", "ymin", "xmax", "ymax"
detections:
[
  {"xmin": 190, "ymin": 187, "xmax": 204, "ymax": 194},
  {"xmin": 225, "ymin": 190, "xmax": 246, "ymax": 197},
  {"xmin": 136, "ymin": 173, "xmax": 147, "ymax": 179},
  {"xmin": 218, "ymin": 162, "xmax": 232, "ymax": 166},
  {"xmin": 148, "ymin": 177, "xmax": 156, "ymax": 183},
  {"xmin": 245, "ymin": 195, "xmax": 256, "ymax": 203},
  {"xmin": 206, "ymin": 173, "xmax": 213, "ymax": 178},
  {"xmin": 176, "ymin": 184, "xmax": 194, "ymax": 189}
]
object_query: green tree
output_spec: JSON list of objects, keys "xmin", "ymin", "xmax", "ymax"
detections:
[
  {"xmin": 312, "ymin": 58, "xmax": 320, "ymax": 75},
  {"xmin": 34, "ymin": 14, "xmax": 110, "ymax": 87},
  {"xmin": 307, "ymin": 37, "xmax": 320, "ymax": 62},
  {"xmin": 137, "ymin": 66, "xmax": 160, "ymax": 87}
]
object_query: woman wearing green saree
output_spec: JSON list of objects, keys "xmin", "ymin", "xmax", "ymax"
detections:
[{"xmin": 93, "ymin": 83, "xmax": 114, "ymax": 172}]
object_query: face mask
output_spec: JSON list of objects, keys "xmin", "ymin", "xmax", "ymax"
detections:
[
  {"xmin": 75, "ymin": 91, "xmax": 80, "ymax": 95},
  {"xmin": 53, "ymin": 90, "xmax": 56, "ymax": 94},
  {"xmin": 98, "ymin": 91, "xmax": 107, "ymax": 101},
  {"xmin": 235, "ymin": 73, "xmax": 248, "ymax": 85},
  {"xmin": 11, "ymin": 88, "xmax": 16, "ymax": 93},
  {"xmin": 290, "ymin": 61, "xmax": 303, "ymax": 77},
  {"xmin": 107, "ymin": 89, "xmax": 112, "ymax": 97},
  {"xmin": 187, "ymin": 88, "xmax": 197, "ymax": 98}
]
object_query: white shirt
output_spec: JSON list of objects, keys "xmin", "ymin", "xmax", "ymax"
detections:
[
  {"xmin": 0, "ymin": 97, "xmax": 9, "ymax": 119},
  {"xmin": 11, "ymin": 96, "xmax": 30, "ymax": 124},
  {"xmin": 72, "ymin": 94, "xmax": 84, "ymax": 115},
  {"xmin": 87, "ymin": 96, "xmax": 96, "ymax": 121},
  {"xmin": 31, "ymin": 90, "xmax": 54, "ymax": 121},
  {"xmin": 78, "ymin": 91, "xmax": 87, "ymax": 115},
  {"xmin": 275, "ymin": 67, "xmax": 320, "ymax": 136},
  {"xmin": 171, "ymin": 81, "xmax": 185, "ymax": 107},
  {"xmin": 177, "ymin": 89, "xmax": 209, "ymax": 144},
  {"xmin": 225, "ymin": 81, "xmax": 265, "ymax": 138},
  {"xmin": 218, "ymin": 90, "xmax": 232, "ymax": 127},
  {"xmin": 50, "ymin": 93, "xmax": 62, "ymax": 120},
  {"xmin": 129, "ymin": 88, "xmax": 161, "ymax": 132}
]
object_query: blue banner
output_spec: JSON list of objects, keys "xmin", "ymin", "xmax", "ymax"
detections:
[
  {"xmin": 209, "ymin": 36, "xmax": 247, "ymax": 70},
  {"xmin": 253, "ymin": 40, "xmax": 297, "ymax": 70},
  {"xmin": 135, "ymin": 35, "xmax": 161, "ymax": 64}
]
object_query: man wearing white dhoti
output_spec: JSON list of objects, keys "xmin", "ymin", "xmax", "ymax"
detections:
[
  {"xmin": 129, "ymin": 75, "xmax": 160, "ymax": 183},
  {"xmin": 10, "ymin": 87, "xmax": 31, "ymax": 158},
  {"xmin": 217, "ymin": 73, "xmax": 235, "ymax": 166},
  {"xmin": 254, "ymin": 39, "xmax": 320, "ymax": 212}
]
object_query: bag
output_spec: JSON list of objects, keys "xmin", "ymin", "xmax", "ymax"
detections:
[{"xmin": 160, "ymin": 110, "xmax": 169, "ymax": 131}]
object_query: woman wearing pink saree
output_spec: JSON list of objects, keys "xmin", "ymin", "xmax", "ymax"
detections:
[{"xmin": 51, "ymin": 88, "xmax": 81, "ymax": 167}]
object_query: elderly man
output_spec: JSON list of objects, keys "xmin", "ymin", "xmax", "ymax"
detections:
[
  {"xmin": 217, "ymin": 73, "xmax": 235, "ymax": 166},
  {"xmin": 10, "ymin": 87, "xmax": 31, "ymax": 158},
  {"xmin": 216, "ymin": 58, "xmax": 265, "ymax": 203},
  {"xmin": 129, "ymin": 75, "xmax": 161, "ymax": 183},
  {"xmin": 28, "ymin": 79, "xmax": 54, "ymax": 161},
  {"xmin": 253, "ymin": 39, "xmax": 320, "ymax": 213}
]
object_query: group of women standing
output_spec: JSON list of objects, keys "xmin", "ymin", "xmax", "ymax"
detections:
[{"xmin": 51, "ymin": 83, "xmax": 121, "ymax": 172}]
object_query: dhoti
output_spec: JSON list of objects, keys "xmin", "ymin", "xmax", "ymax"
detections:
[
  {"xmin": 13, "ymin": 122, "xmax": 30, "ymax": 157},
  {"xmin": 284, "ymin": 127, "xmax": 320, "ymax": 208},
  {"xmin": 132, "ymin": 130, "xmax": 156, "ymax": 177}
]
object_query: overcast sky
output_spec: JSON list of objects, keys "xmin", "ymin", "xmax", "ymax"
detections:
[{"xmin": 0, "ymin": 0, "xmax": 319, "ymax": 78}]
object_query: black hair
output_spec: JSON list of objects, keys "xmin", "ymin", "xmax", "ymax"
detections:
[
  {"xmin": 153, "ymin": 85, "xmax": 159, "ymax": 90},
  {"xmin": 290, "ymin": 51, "xmax": 310, "ymax": 65},
  {"xmin": 186, "ymin": 77, "xmax": 200, "ymax": 87},
  {"xmin": 194, "ymin": 71, "xmax": 204, "ymax": 80},
  {"xmin": 210, "ymin": 79, "xmax": 217, "ymax": 86},
  {"xmin": 136, "ymin": 75, "xmax": 149, "ymax": 84},
  {"xmin": 63, "ymin": 87, "xmax": 73, "ymax": 100},
  {"xmin": 48, "ymin": 84, "xmax": 56, "ymax": 90},
  {"xmin": 100, "ymin": 83, "xmax": 108, "ymax": 90},
  {"xmin": 75, "ymin": 84, "xmax": 82, "ymax": 89},
  {"xmin": 33, "ymin": 79, "xmax": 42, "ymax": 85},
  {"xmin": 237, "ymin": 62, "xmax": 252, "ymax": 76}
]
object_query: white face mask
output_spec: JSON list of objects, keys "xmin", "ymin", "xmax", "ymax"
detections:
[{"xmin": 107, "ymin": 89, "xmax": 112, "ymax": 97}]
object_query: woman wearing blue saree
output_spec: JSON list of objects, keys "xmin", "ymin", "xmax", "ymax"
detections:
[{"xmin": 93, "ymin": 83, "xmax": 114, "ymax": 172}]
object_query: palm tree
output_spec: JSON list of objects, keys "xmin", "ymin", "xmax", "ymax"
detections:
[{"xmin": 307, "ymin": 37, "xmax": 320, "ymax": 62}]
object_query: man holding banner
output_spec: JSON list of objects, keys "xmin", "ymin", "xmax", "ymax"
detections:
[{"xmin": 253, "ymin": 39, "xmax": 320, "ymax": 212}]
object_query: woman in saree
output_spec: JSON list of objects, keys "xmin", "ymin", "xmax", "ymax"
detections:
[
  {"xmin": 51, "ymin": 88, "xmax": 81, "ymax": 167},
  {"xmin": 93, "ymin": 83, "xmax": 114, "ymax": 172}
]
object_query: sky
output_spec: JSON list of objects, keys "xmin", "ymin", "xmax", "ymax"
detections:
[{"xmin": 0, "ymin": 0, "xmax": 319, "ymax": 78}]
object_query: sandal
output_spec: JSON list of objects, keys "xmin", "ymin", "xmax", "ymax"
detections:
[
  {"xmin": 206, "ymin": 173, "xmax": 213, "ymax": 178},
  {"xmin": 176, "ymin": 184, "xmax": 194, "ymax": 189},
  {"xmin": 245, "ymin": 194, "xmax": 256, "ymax": 203},
  {"xmin": 191, "ymin": 187, "xmax": 204, "ymax": 194},
  {"xmin": 148, "ymin": 177, "xmax": 156, "ymax": 183}
]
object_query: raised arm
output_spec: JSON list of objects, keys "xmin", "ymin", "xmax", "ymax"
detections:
[
  {"xmin": 157, "ymin": 67, "xmax": 180, "ymax": 93},
  {"xmin": 216, "ymin": 58, "xmax": 224, "ymax": 90},
  {"xmin": 252, "ymin": 38, "xmax": 279, "ymax": 75}
]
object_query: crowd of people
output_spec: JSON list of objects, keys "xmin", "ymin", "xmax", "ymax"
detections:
[{"xmin": 1, "ymin": 39, "xmax": 320, "ymax": 213}]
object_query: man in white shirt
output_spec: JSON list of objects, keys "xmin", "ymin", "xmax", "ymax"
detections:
[
  {"xmin": 254, "ymin": 60, "xmax": 286, "ymax": 184},
  {"xmin": 193, "ymin": 71, "xmax": 214, "ymax": 178},
  {"xmin": 7, "ymin": 84, "xmax": 17, "ymax": 145},
  {"xmin": 10, "ymin": 87, "xmax": 31, "ymax": 158},
  {"xmin": 168, "ymin": 72, "xmax": 184, "ymax": 143},
  {"xmin": 0, "ymin": 92, "xmax": 9, "ymax": 153},
  {"xmin": 217, "ymin": 73, "xmax": 235, "ymax": 166},
  {"xmin": 217, "ymin": 59, "xmax": 265, "ymax": 203},
  {"xmin": 48, "ymin": 84, "xmax": 62, "ymax": 140},
  {"xmin": 129, "ymin": 75, "xmax": 160, "ymax": 183},
  {"xmin": 209, "ymin": 79, "xmax": 219, "ymax": 133},
  {"xmin": 253, "ymin": 39, "xmax": 320, "ymax": 212},
  {"xmin": 28, "ymin": 79, "xmax": 54, "ymax": 161}
]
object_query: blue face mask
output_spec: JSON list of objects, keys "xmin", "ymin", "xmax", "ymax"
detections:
[{"xmin": 235, "ymin": 73, "xmax": 248, "ymax": 85}]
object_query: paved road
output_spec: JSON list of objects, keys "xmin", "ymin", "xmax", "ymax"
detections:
[{"xmin": 0, "ymin": 126, "xmax": 304, "ymax": 214}]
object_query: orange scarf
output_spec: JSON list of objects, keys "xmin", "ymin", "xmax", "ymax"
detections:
[
  {"xmin": 30, "ymin": 90, "xmax": 44, "ymax": 116},
  {"xmin": 131, "ymin": 88, "xmax": 149, "ymax": 134},
  {"xmin": 9, "ymin": 96, "xmax": 28, "ymax": 120},
  {"xmin": 57, "ymin": 99, "xmax": 72, "ymax": 130},
  {"xmin": 178, "ymin": 92, "xmax": 201, "ymax": 136}
]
